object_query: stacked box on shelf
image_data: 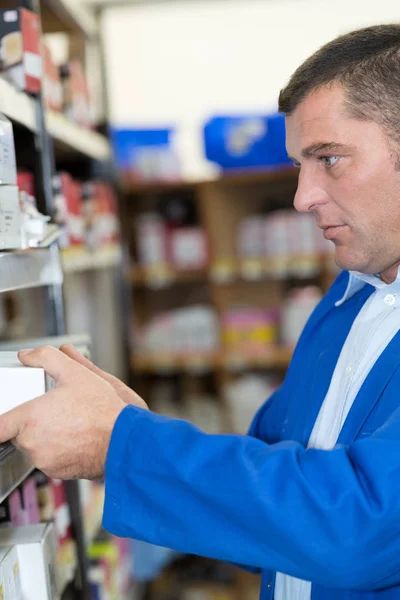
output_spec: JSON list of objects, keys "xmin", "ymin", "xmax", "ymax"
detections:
[{"xmin": 0, "ymin": 8, "xmax": 41, "ymax": 95}]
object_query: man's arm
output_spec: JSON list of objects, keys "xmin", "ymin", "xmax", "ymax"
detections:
[
  {"xmin": 104, "ymin": 404, "xmax": 400, "ymax": 592},
  {"xmin": 2, "ymin": 345, "xmax": 399, "ymax": 591}
]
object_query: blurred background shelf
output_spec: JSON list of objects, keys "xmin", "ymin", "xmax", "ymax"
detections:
[
  {"xmin": 61, "ymin": 243, "xmax": 122, "ymax": 273},
  {"xmin": 47, "ymin": 112, "xmax": 111, "ymax": 160},
  {"xmin": 131, "ymin": 348, "xmax": 293, "ymax": 374}
]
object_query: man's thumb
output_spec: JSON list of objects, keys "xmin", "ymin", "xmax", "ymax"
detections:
[{"xmin": 0, "ymin": 409, "xmax": 21, "ymax": 443}]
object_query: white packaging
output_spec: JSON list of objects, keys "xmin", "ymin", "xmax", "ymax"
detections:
[
  {"xmin": 0, "ymin": 523, "xmax": 59, "ymax": 600},
  {"xmin": 280, "ymin": 286, "xmax": 322, "ymax": 346},
  {"xmin": 0, "ymin": 185, "xmax": 22, "ymax": 249},
  {"xmin": 0, "ymin": 334, "xmax": 92, "ymax": 359},
  {"xmin": 136, "ymin": 213, "xmax": 168, "ymax": 267},
  {"xmin": 169, "ymin": 227, "xmax": 208, "ymax": 270},
  {"xmin": 0, "ymin": 352, "xmax": 54, "ymax": 416},
  {"xmin": 0, "ymin": 114, "xmax": 17, "ymax": 185},
  {"xmin": 223, "ymin": 375, "xmax": 277, "ymax": 434},
  {"xmin": 0, "ymin": 546, "xmax": 22, "ymax": 599}
]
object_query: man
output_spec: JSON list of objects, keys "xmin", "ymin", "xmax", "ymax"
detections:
[{"xmin": 2, "ymin": 23, "xmax": 400, "ymax": 600}]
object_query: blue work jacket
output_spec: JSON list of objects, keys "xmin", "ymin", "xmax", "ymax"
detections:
[{"xmin": 103, "ymin": 271, "xmax": 400, "ymax": 599}]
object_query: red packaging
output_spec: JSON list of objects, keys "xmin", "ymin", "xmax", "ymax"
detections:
[
  {"xmin": 53, "ymin": 172, "xmax": 84, "ymax": 246},
  {"xmin": 17, "ymin": 170, "xmax": 35, "ymax": 197},
  {"xmin": 0, "ymin": 8, "xmax": 42, "ymax": 94}
]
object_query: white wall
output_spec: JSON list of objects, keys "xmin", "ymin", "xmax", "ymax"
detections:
[{"xmin": 100, "ymin": 0, "xmax": 400, "ymax": 178}]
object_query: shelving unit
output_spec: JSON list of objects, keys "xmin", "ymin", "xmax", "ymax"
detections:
[
  {"xmin": 122, "ymin": 166, "xmax": 337, "ymax": 444},
  {"xmin": 0, "ymin": 1, "xmax": 127, "ymax": 599}
]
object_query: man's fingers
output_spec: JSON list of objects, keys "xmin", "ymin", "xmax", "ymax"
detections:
[
  {"xmin": 18, "ymin": 346, "xmax": 77, "ymax": 382},
  {"xmin": 60, "ymin": 344, "xmax": 101, "ymax": 374},
  {"xmin": 60, "ymin": 344, "xmax": 130, "ymax": 392},
  {"xmin": 0, "ymin": 407, "xmax": 22, "ymax": 444}
]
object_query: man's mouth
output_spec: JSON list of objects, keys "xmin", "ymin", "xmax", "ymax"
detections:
[{"xmin": 321, "ymin": 225, "xmax": 346, "ymax": 240}]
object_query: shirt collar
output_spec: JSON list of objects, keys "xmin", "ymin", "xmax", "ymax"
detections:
[{"xmin": 335, "ymin": 269, "xmax": 400, "ymax": 307}]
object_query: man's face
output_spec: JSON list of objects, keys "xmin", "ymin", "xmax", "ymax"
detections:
[{"xmin": 286, "ymin": 84, "xmax": 400, "ymax": 275}]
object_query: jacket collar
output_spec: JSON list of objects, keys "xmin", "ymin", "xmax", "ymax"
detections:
[{"xmin": 335, "ymin": 269, "xmax": 400, "ymax": 307}]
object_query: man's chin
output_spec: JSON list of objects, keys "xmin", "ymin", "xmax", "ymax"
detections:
[{"xmin": 334, "ymin": 249, "xmax": 371, "ymax": 274}]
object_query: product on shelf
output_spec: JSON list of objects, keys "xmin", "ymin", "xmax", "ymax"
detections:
[
  {"xmin": 0, "ymin": 8, "xmax": 41, "ymax": 94},
  {"xmin": 280, "ymin": 286, "xmax": 323, "ymax": 347},
  {"xmin": 0, "ymin": 185, "xmax": 21, "ymax": 249},
  {"xmin": 88, "ymin": 538, "xmax": 132, "ymax": 600},
  {"xmin": 82, "ymin": 181, "xmax": 120, "ymax": 249},
  {"xmin": 52, "ymin": 172, "xmax": 84, "ymax": 247},
  {"xmin": 185, "ymin": 395, "xmax": 223, "ymax": 434},
  {"xmin": 138, "ymin": 305, "xmax": 219, "ymax": 356},
  {"xmin": 222, "ymin": 307, "xmax": 279, "ymax": 355},
  {"xmin": 237, "ymin": 210, "xmax": 334, "ymax": 279},
  {"xmin": 0, "ymin": 352, "xmax": 53, "ymax": 418},
  {"xmin": 0, "ymin": 114, "xmax": 17, "ymax": 186},
  {"xmin": 0, "ymin": 523, "xmax": 59, "ymax": 600},
  {"xmin": 21, "ymin": 478, "xmax": 40, "ymax": 526},
  {"xmin": 136, "ymin": 213, "xmax": 169, "ymax": 269},
  {"xmin": 17, "ymin": 171, "xmax": 51, "ymax": 249},
  {"xmin": 169, "ymin": 226, "xmax": 209, "ymax": 271},
  {"xmin": 0, "ymin": 352, "xmax": 53, "ymax": 414},
  {"xmin": 42, "ymin": 42, "xmax": 62, "ymax": 113},
  {"xmin": 60, "ymin": 60, "xmax": 92, "ymax": 129},
  {"xmin": 223, "ymin": 375, "xmax": 278, "ymax": 434},
  {"xmin": 0, "ymin": 546, "xmax": 22, "ymax": 599}
]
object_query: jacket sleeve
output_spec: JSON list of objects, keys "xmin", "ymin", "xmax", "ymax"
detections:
[{"xmin": 103, "ymin": 404, "xmax": 400, "ymax": 591}]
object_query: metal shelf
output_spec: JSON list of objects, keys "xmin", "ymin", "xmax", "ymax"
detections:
[
  {"xmin": 0, "ymin": 444, "xmax": 34, "ymax": 505},
  {"xmin": 61, "ymin": 244, "xmax": 121, "ymax": 273},
  {"xmin": 47, "ymin": 112, "xmax": 111, "ymax": 161},
  {"xmin": 0, "ymin": 246, "xmax": 63, "ymax": 293}
]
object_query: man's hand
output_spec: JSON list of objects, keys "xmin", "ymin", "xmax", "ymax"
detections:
[
  {"xmin": 0, "ymin": 346, "xmax": 147, "ymax": 480},
  {"xmin": 59, "ymin": 344, "xmax": 148, "ymax": 410}
]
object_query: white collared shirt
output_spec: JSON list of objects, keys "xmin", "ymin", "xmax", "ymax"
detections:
[{"xmin": 275, "ymin": 269, "xmax": 400, "ymax": 600}]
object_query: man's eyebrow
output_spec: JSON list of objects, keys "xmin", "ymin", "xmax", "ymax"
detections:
[{"xmin": 301, "ymin": 142, "xmax": 354, "ymax": 158}]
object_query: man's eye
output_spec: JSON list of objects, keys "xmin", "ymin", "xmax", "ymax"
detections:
[
  {"xmin": 321, "ymin": 156, "xmax": 339, "ymax": 168},
  {"xmin": 292, "ymin": 160, "xmax": 301, "ymax": 169}
]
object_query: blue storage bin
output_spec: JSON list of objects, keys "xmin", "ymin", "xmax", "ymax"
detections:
[
  {"xmin": 110, "ymin": 128, "xmax": 180, "ymax": 180},
  {"xmin": 203, "ymin": 113, "xmax": 291, "ymax": 171}
]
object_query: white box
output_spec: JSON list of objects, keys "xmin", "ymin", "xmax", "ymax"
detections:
[
  {"xmin": 0, "ymin": 352, "xmax": 53, "ymax": 416},
  {"xmin": 0, "ymin": 185, "xmax": 22, "ymax": 249},
  {"xmin": 0, "ymin": 114, "xmax": 17, "ymax": 186},
  {"xmin": 0, "ymin": 546, "xmax": 22, "ymax": 599},
  {"xmin": 0, "ymin": 523, "xmax": 59, "ymax": 600}
]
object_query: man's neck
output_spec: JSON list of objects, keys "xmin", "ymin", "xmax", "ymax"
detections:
[{"xmin": 380, "ymin": 262, "xmax": 400, "ymax": 284}]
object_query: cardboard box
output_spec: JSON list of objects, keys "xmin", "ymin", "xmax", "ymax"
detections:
[
  {"xmin": 0, "ymin": 8, "xmax": 42, "ymax": 94},
  {"xmin": 0, "ymin": 186, "xmax": 22, "ymax": 250},
  {"xmin": 0, "ymin": 523, "xmax": 59, "ymax": 600},
  {"xmin": 0, "ymin": 352, "xmax": 54, "ymax": 417},
  {"xmin": 0, "ymin": 546, "xmax": 22, "ymax": 599}
]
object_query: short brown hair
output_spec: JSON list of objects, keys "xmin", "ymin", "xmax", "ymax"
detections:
[{"xmin": 279, "ymin": 25, "xmax": 400, "ymax": 144}]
